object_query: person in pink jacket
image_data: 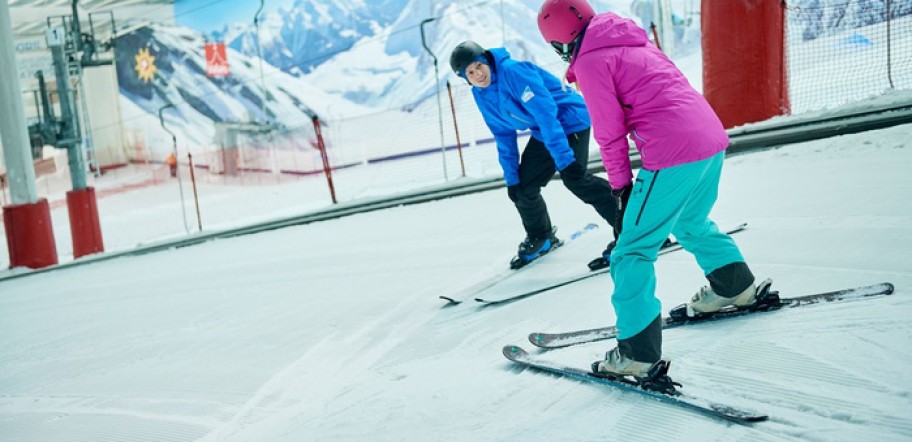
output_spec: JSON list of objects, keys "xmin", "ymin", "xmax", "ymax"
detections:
[{"xmin": 538, "ymin": 0, "xmax": 765, "ymax": 389}]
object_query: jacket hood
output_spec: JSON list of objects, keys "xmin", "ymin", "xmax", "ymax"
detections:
[
  {"xmin": 488, "ymin": 47, "xmax": 512, "ymax": 67},
  {"xmin": 567, "ymin": 13, "xmax": 648, "ymax": 82},
  {"xmin": 578, "ymin": 13, "xmax": 649, "ymax": 54},
  {"xmin": 475, "ymin": 47, "xmax": 511, "ymax": 87}
]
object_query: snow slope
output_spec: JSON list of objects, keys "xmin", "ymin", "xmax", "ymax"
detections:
[{"xmin": 0, "ymin": 121, "xmax": 910, "ymax": 440}]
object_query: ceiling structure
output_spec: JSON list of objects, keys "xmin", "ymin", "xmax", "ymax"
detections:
[
  {"xmin": 8, "ymin": 0, "xmax": 174, "ymax": 38},
  {"xmin": 6, "ymin": 0, "xmax": 175, "ymax": 115}
]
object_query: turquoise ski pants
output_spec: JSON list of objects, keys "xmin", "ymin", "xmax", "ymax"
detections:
[{"xmin": 610, "ymin": 151, "xmax": 745, "ymax": 339}]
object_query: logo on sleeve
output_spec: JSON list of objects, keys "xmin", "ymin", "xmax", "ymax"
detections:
[{"xmin": 521, "ymin": 86, "xmax": 535, "ymax": 103}]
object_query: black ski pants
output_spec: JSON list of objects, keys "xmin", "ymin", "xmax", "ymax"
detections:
[{"xmin": 513, "ymin": 128, "xmax": 620, "ymax": 239}]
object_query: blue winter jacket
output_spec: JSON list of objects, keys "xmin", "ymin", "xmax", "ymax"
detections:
[{"xmin": 472, "ymin": 48, "xmax": 591, "ymax": 186}]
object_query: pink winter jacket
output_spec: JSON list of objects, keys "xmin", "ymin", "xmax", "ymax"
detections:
[{"xmin": 567, "ymin": 13, "xmax": 729, "ymax": 190}]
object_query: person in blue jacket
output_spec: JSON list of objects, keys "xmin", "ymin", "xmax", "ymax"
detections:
[{"xmin": 449, "ymin": 40, "xmax": 620, "ymax": 269}]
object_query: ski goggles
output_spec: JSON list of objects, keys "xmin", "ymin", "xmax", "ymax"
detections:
[{"xmin": 550, "ymin": 40, "xmax": 576, "ymax": 63}]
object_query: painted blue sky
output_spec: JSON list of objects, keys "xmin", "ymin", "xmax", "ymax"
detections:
[{"xmin": 174, "ymin": 0, "xmax": 294, "ymax": 34}]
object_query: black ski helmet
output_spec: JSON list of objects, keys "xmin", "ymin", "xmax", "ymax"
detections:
[{"xmin": 449, "ymin": 40, "xmax": 486, "ymax": 77}]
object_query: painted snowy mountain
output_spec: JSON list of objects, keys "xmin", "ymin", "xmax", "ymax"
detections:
[
  {"xmin": 218, "ymin": 0, "xmax": 411, "ymax": 77},
  {"xmin": 301, "ymin": 0, "xmax": 634, "ymax": 109},
  {"xmin": 114, "ymin": 23, "xmax": 370, "ymax": 149},
  {"xmin": 188, "ymin": 0, "xmax": 635, "ymax": 109},
  {"xmin": 204, "ymin": 0, "xmax": 912, "ymax": 110},
  {"xmin": 788, "ymin": 0, "xmax": 912, "ymax": 41}
]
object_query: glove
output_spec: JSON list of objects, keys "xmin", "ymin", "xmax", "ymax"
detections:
[
  {"xmin": 612, "ymin": 184, "xmax": 633, "ymax": 235},
  {"xmin": 612, "ymin": 184, "xmax": 632, "ymax": 209},
  {"xmin": 507, "ymin": 184, "xmax": 520, "ymax": 203},
  {"xmin": 559, "ymin": 161, "xmax": 586, "ymax": 181}
]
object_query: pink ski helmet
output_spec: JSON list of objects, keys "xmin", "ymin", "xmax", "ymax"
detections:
[{"xmin": 538, "ymin": 0, "xmax": 595, "ymax": 61}]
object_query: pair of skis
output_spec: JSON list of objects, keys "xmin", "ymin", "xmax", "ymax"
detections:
[
  {"xmin": 529, "ymin": 281, "xmax": 895, "ymax": 348},
  {"xmin": 503, "ymin": 345, "xmax": 769, "ymax": 424},
  {"xmin": 504, "ymin": 281, "xmax": 896, "ymax": 424},
  {"xmin": 472, "ymin": 223, "xmax": 748, "ymax": 306},
  {"xmin": 439, "ymin": 222, "xmax": 600, "ymax": 304}
]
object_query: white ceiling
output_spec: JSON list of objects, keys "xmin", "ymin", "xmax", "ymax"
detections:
[{"xmin": 8, "ymin": 0, "xmax": 173, "ymax": 38}]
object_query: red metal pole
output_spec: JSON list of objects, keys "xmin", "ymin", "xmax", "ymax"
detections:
[
  {"xmin": 187, "ymin": 152, "xmax": 202, "ymax": 231},
  {"xmin": 650, "ymin": 22, "xmax": 663, "ymax": 51},
  {"xmin": 66, "ymin": 187, "xmax": 104, "ymax": 258},
  {"xmin": 778, "ymin": 0, "xmax": 791, "ymax": 115},
  {"xmin": 311, "ymin": 116, "xmax": 337, "ymax": 204},
  {"xmin": 446, "ymin": 81, "xmax": 466, "ymax": 177}
]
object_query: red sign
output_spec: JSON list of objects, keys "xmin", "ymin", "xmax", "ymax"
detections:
[{"xmin": 205, "ymin": 42, "xmax": 230, "ymax": 77}]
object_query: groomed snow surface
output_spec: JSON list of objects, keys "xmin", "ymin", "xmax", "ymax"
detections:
[{"xmin": 1, "ymin": 123, "xmax": 910, "ymax": 441}]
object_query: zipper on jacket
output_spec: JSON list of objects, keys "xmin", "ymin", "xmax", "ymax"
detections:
[
  {"xmin": 632, "ymin": 128, "xmax": 647, "ymax": 162},
  {"xmin": 635, "ymin": 172, "xmax": 659, "ymax": 226},
  {"xmin": 508, "ymin": 111, "xmax": 531, "ymax": 125}
]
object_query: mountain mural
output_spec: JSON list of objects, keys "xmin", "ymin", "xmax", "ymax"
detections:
[
  {"xmin": 299, "ymin": 0, "xmax": 640, "ymax": 109},
  {"xmin": 177, "ymin": 0, "xmax": 638, "ymax": 110},
  {"xmin": 114, "ymin": 23, "xmax": 369, "ymax": 149},
  {"xmin": 214, "ymin": 0, "xmax": 412, "ymax": 76},
  {"xmin": 110, "ymin": 0, "xmax": 679, "ymax": 152}
]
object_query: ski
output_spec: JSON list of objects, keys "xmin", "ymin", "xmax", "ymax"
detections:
[
  {"xmin": 502, "ymin": 345, "xmax": 768, "ymax": 424},
  {"xmin": 474, "ymin": 223, "xmax": 748, "ymax": 305},
  {"xmin": 529, "ymin": 281, "xmax": 895, "ymax": 348},
  {"xmin": 440, "ymin": 223, "xmax": 599, "ymax": 304}
]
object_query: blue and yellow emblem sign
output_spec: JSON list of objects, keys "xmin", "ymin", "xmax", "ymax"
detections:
[{"xmin": 134, "ymin": 48, "xmax": 157, "ymax": 83}]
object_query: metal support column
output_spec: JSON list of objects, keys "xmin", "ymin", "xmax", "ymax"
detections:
[
  {"xmin": 1, "ymin": 0, "xmax": 59, "ymax": 268},
  {"xmin": 1, "ymin": 1, "xmax": 40, "ymax": 204}
]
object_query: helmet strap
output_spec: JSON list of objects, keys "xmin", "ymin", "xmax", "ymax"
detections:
[{"xmin": 551, "ymin": 32, "xmax": 585, "ymax": 63}]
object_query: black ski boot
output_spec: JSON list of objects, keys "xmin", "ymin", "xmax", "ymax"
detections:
[
  {"xmin": 510, "ymin": 228, "xmax": 561, "ymax": 269},
  {"xmin": 587, "ymin": 240, "xmax": 616, "ymax": 271},
  {"xmin": 588, "ymin": 237, "xmax": 675, "ymax": 271}
]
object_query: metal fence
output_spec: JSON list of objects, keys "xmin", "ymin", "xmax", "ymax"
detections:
[{"xmin": 785, "ymin": 0, "xmax": 912, "ymax": 113}]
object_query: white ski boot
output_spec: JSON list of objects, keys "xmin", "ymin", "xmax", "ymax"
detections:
[
  {"xmin": 591, "ymin": 347, "xmax": 655, "ymax": 378},
  {"xmin": 591, "ymin": 348, "xmax": 679, "ymax": 394},
  {"xmin": 689, "ymin": 278, "xmax": 774, "ymax": 313}
]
